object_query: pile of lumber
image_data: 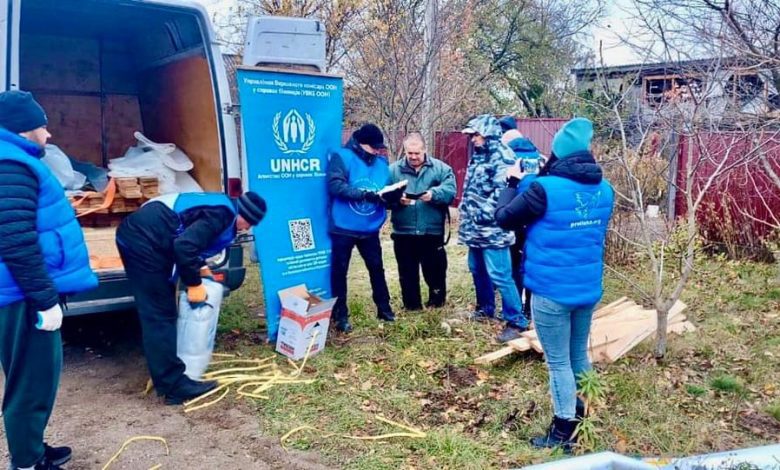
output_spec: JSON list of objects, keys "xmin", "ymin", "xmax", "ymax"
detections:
[
  {"xmin": 82, "ymin": 227, "xmax": 123, "ymax": 271},
  {"xmin": 474, "ymin": 297, "xmax": 695, "ymax": 365},
  {"xmin": 116, "ymin": 176, "xmax": 159, "ymax": 200}
]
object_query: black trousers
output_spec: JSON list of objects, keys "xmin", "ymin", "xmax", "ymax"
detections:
[
  {"xmin": 330, "ymin": 232, "xmax": 391, "ymax": 323},
  {"xmin": 117, "ymin": 211, "xmax": 186, "ymax": 397},
  {"xmin": 392, "ymin": 234, "xmax": 447, "ymax": 309},
  {"xmin": 0, "ymin": 300, "xmax": 62, "ymax": 468},
  {"xmin": 510, "ymin": 229, "xmax": 531, "ymax": 318}
]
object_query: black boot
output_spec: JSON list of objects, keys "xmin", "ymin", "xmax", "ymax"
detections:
[
  {"xmin": 165, "ymin": 377, "xmax": 218, "ymax": 405},
  {"xmin": 377, "ymin": 309, "xmax": 396, "ymax": 322},
  {"xmin": 575, "ymin": 398, "xmax": 586, "ymax": 422},
  {"xmin": 334, "ymin": 320, "xmax": 353, "ymax": 333},
  {"xmin": 530, "ymin": 416, "xmax": 578, "ymax": 453},
  {"xmin": 44, "ymin": 443, "xmax": 72, "ymax": 466}
]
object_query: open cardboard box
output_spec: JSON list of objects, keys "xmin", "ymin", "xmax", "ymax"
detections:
[{"xmin": 276, "ymin": 284, "xmax": 336, "ymax": 360}]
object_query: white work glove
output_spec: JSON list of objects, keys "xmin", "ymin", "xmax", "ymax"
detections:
[{"xmin": 36, "ymin": 304, "xmax": 63, "ymax": 331}]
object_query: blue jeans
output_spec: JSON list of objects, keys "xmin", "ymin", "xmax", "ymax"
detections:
[
  {"xmin": 468, "ymin": 247, "xmax": 528, "ymax": 328},
  {"xmin": 532, "ymin": 294, "xmax": 595, "ymax": 419}
]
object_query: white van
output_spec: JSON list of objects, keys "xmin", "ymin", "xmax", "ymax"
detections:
[{"xmin": 1, "ymin": 0, "xmax": 247, "ymax": 314}]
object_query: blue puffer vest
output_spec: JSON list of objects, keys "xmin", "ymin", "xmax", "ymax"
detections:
[
  {"xmin": 524, "ymin": 175, "xmax": 614, "ymax": 307},
  {"xmin": 0, "ymin": 130, "xmax": 97, "ymax": 306},
  {"xmin": 331, "ymin": 147, "xmax": 389, "ymax": 233},
  {"xmin": 149, "ymin": 192, "xmax": 237, "ymax": 259}
]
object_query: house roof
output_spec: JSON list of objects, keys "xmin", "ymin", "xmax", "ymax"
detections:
[{"xmin": 572, "ymin": 57, "xmax": 754, "ymax": 81}]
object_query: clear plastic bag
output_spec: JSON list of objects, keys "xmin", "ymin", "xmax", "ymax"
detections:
[
  {"xmin": 42, "ymin": 144, "xmax": 87, "ymax": 190},
  {"xmin": 176, "ymin": 278, "xmax": 225, "ymax": 380}
]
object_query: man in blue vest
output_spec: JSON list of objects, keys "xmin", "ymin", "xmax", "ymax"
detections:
[
  {"xmin": 116, "ymin": 191, "xmax": 266, "ymax": 405},
  {"xmin": 327, "ymin": 123, "xmax": 396, "ymax": 333},
  {"xmin": 0, "ymin": 91, "xmax": 98, "ymax": 470},
  {"xmin": 496, "ymin": 117, "xmax": 614, "ymax": 453}
]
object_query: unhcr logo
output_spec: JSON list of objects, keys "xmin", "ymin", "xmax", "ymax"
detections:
[{"xmin": 273, "ymin": 109, "xmax": 316, "ymax": 154}]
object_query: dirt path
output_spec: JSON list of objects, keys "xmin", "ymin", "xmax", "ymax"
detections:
[{"xmin": 0, "ymin": 313, "xmax": 330, "ymax": 470}]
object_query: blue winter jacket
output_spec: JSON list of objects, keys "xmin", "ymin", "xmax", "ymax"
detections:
[
  {"xmin": 0, "ymin": 128, "xmax": 97, "ymax": 308},
  {"xmin": 495, "ymin": 152, "xmax": 614, "ymax": 306}
]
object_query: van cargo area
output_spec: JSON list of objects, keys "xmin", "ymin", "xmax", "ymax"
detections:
[{"xmin": 16, "ymin": 0, "xmax": 245, "ymax": 314}]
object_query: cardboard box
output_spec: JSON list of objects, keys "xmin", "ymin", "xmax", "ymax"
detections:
[{"xmin": 276, "ymin": 284, "xmax": 336, "ymax": 360}]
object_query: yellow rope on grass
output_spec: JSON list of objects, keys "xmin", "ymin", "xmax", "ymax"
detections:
[
  {"xmin": 211, "ymin": 352, "xmax": 236, "ymax": 358},
  {"xmin": 280, "ymin": 415, "xmax": 426, "ymax": 451},
  {"xmin": 291, "ymin": 330, "xmax": 319, "ymax": 378},
  {"xmin": 182, "ymin": 383, "xmax": 230, "ymax": 408},
  {"xmin": 101, "ymin": 436, "xmax": 169, "ymax": 470}
]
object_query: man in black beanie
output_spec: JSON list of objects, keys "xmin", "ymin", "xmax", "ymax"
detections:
[
  {"xmin": 0, "ymin": 90, "xmax": 99, "ymax": 469},
  {"xmin": 327, "ymin": 123, "xmax": 396, "ymax": 333},
  {"xmin": 116, "ymin": 191, "xmax": 266, "ymax": 405}
]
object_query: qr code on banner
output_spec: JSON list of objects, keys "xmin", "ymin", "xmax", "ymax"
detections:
[{"xmin": 289, "ymin": 218, "xmax": 315, "ymax": 252}]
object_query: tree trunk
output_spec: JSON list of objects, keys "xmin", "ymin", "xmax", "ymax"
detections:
[{"xmin": 654, "ymin": 306, "xmax": 669, "ymax": 358}]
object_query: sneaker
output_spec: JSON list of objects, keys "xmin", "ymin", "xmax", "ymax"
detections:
[
  {"xmin": 164, "ymin": 377, "xmax": 218, "ymax": 405},
  {"xmin": 469, "ymin": 310, "xmax": 496, "ymax": 322},
  {"xmin": 377, "ymin": 310, "xmax": 396, "ymax": 322},
  {"xmin": 11, "ymin": 455, "xmax": 61, "ymax": 470},
  {"xmin": 496, "ymin": 324, "xmax": 527, "ymax": 343},
  {"xmin": 44, "ymin": 443, "xmax": 71, "ymax": 466}
]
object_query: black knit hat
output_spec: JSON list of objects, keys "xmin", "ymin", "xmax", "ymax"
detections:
[
  {"xmin": 353, "ymin": 123, "xmax": 386, "ymax": 149},
  {"xmin": 0, "ymin": 91, "xmax": 48, "ymax": 133},
  {"xmin": 237, "ymin": 191, "xmax": 267, "ymax": 226}
]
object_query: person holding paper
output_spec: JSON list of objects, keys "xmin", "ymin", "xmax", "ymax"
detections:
[
  {"xmin": 388, "ymin": 133, "xmax": 456, "ymax": 310},
  {"xmin": 115, "ymin": 191, "xmax": 266, "ymax": 405},
  {"xmin": 495, "ymin": 118, "xmax": 614, "ymax": 452},
  {"xmin": 459, "ymin": 114, "xmax": 530, "ymax": 343},
  {"xmin": 327, "ymin": 123, "xmax": 399, "ymax": 333}
]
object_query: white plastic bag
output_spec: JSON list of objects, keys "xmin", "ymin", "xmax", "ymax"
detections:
[
  {"xmin": 108, "ymin": 147, "xmax": 179, "ymax": 194},
  {"xmin": 42, "ymin": 145, "xmax": 87, "ymax": 190},
  {"xmin": 134, "ymin": 131, "xmax": 194, "ymax": 172},
  {"xmin": 176, "ymin": 278, "xmax": 225, "ymax": 380}
]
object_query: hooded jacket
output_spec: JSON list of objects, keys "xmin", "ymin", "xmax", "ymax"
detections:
[{"xmin": 458, "ymin": 115, "xmax": 517, "ymax": 248}]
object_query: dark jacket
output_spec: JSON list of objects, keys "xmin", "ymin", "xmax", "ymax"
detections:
[
  {"xmin": 117, "ymin": 202, "xmax": 235, "ymax": 287},
  {"xmin": 0, "ymin": 160, "xmax": 60, "ymax": 310},
  {"xmin": 326, "ymin": 137, "xmax": 388, "ymax": 238},
  {"xmin": 495, "ymin": 154, "xmax": 604, "ymax": 230},
  {"xmin": 388, "ymin": 156, "xmax": 456, "ymax": 236}
]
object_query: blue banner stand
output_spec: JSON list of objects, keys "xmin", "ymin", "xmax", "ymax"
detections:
[{"xmin": 237, "ymin": 68, "xmax": 344, "ymax": 342}]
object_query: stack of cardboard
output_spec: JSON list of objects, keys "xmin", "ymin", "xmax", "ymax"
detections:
[{"xmin": 474, "ymin": 297, "xmax": 695, "ymax": 365}]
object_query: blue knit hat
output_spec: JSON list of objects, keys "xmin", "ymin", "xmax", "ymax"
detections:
[
  {"xmin": 551, "ymin": 118, "xmax": 593, "ymax": 159},
  {"xmin": 0, "ymin": 91, "xmax": 48, "ymax": 134}
]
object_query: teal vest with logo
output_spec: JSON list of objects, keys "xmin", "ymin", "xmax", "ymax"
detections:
[{"xmin": 524, "ymin": 176, "xmax": 614, "ymax": 306}]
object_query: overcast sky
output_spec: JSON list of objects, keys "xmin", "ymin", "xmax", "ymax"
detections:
[{"xmin": 194, "ymin": 0, "xmax": 642, "ymax": 67}]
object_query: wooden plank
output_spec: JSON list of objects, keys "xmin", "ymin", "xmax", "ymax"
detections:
[
  {"xmin": 603, "ymin": 301, "xmax": 687, "ymax": 362},
  {"xmin": 475, "ymin": 346, "xmax": 517, "ymax": 365},
  {"xmin": 506, "ymin": 337, "xmax": 533, "ymax": 352},
  {"xmin": 593, "ymin": 297, "xmax": 633, "ymax": 320}
]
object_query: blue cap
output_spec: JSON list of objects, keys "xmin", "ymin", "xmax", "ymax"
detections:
[{"xmin": 551, "ymin": 118, "xmax": 593, "ymax": 159}]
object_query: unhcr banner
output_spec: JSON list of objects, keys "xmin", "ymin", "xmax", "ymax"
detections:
[{"xmin": 237, "ymin": 68, "xmax": 344, "ymax": 341}]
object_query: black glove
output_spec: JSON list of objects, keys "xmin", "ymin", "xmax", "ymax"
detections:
[
  {"xmin": 363, "ymin": 190, "xmax": 382, "ymax": 203},
  {"xmin": 507, "ymin": 176, "xmax": 520, "ymax": 188}
]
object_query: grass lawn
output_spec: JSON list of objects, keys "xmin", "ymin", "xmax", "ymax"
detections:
[{"xmin": 219, "ymin": 237, "xmax": 780, "ymax": 469}]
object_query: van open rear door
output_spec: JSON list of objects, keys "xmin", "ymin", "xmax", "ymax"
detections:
[{"xmin": 0, "ymin": 0, "xmax": 19, "ymax": 90}]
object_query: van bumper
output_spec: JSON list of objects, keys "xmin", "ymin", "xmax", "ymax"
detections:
[{"xmin": 64, "ymin": 245, "xmax": 247, "ymax": 316}]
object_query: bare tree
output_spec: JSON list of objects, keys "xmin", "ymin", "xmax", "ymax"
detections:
[{"xmin": 581, "ymin": 40, "xmax": 779, "ymax": 357}]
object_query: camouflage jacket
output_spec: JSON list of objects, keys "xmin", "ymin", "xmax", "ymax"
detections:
[{"xmin": 458, "ymin": 115, "xmax": 517, "ymax": 248}]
